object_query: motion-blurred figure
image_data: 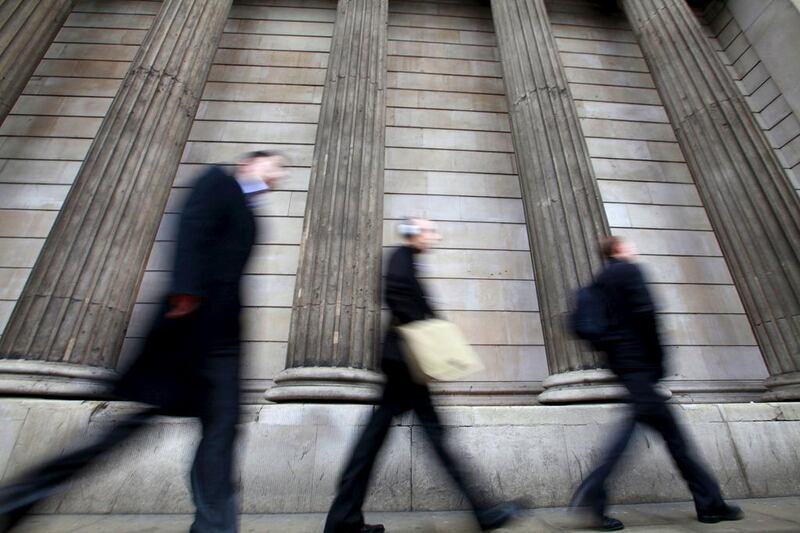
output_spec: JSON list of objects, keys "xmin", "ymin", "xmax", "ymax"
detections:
[
  {"xmin": 324, "ymin": 218, "xmax": 521, "ymax": 533},
  {"xmin": 570, "ymin": 236, "xmax": 743, "ymax": 531},
  {"xmin": 0, "ymin": 151, "xmax": 285, "ymax": 533}
]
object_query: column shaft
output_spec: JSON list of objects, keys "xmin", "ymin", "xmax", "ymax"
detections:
[
  {"xmin": 266, "ymin": 0, "xmax": 388, "ymax": 402},
  {"xmin": 0, "ymin": 0, "xmax": 232, "ymax": 396},
  {"xmin": 621, "ymin": 0, "xmax": 800, "ymax": 400},
  {"xmin": 490, "ymin": 0, "xmax": 621, "ymax": 403},
  {"xmin": 0, "ymin": 0, "xmax": 75, "ymax": 125}
]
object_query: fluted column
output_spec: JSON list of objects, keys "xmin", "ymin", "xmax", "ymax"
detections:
[
  {"xmin": 0, "ymin": 0, "xmax": 76, "ymax": 125},
  {"xmin": 491, "ymin": 0, "xmax": 627, "ymax": 404},
  {"xmin": 621, "ymin": 0, "xmax": 800, "ymax": 401},
  {"xmin": 266, "ymin": 0, "xmax": 388, "ymax": 403},
  {"xmin": 0, "ymin": 0, "xmax": 232, "ymax": 396}
]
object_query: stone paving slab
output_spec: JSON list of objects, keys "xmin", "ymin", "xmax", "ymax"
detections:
[{"xmin": 14, "ymin": 497, "xmax": 800, "ymax": 532}]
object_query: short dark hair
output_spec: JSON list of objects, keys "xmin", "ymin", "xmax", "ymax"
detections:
[
  {"xmin": 598, "ymin": 235, "xmax": 623, "ymax": 260},
  {"xmin": 241, "ymin": 150, "xmax": 280, "ymax": 161}
]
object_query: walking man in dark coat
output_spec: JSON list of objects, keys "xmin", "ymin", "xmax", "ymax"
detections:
[
  {"xmin": 324, "ymin": 218, "xmax": 521, "ymax": 533},
  {"xmin": 570, "ymin": 236, "xmax": 743, "ymax": 531},
  {"xmin": 0, "ymin": 151, "xmax": 285, "ymax": 533}
]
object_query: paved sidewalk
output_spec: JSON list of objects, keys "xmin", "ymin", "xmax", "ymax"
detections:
[{"xmin": 15, "ymin": 497, "xmax": 800, "ymax": 532}]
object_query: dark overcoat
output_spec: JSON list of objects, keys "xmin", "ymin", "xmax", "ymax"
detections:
[
  {"xmin": 115, "ymin": 166, "xmax": 257, "ymax": 415},
  {"xmin": 595, "ymin": 257, "xmax": 665, "ymax": 377},
  {"xmin": 381, "ymin": 245, "xmax": 436, "ymax": 364}
]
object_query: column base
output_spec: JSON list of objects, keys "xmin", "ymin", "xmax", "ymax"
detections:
[
  {"xmin": 0, "ymin": 359, "xmax": 116, "ymax": 398},
  {"xmin": 429, "ymin": 380, "xmax": 542, "ymax": 405},
  {"xmin": 538, "ymin": 369, "xmax": 672, "ymax": 404},
  {"xmin": 762, "ymin": 372, "xmax": 800, "ymax": 401},
  {"xmin": 666, "ymin": 379, "xmax": 765, "ymax": 403},
  {"xmin": 265, "ymin": 367, "xmax": 385, "ymax": 403}
]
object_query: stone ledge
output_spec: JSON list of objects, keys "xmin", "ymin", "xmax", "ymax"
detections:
[{"xmin": 0, "ymin": 399, "xmax": 797, "ymax": 514}]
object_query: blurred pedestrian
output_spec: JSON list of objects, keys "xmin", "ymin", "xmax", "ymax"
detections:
[
  {"xmin": 0, "ymin": 151, "xmax": 286, "ymax": 533},
  {"xmin": 324, "ymin": 218, "xmax": 521, "ymax": 533},
  {"xmin": 569, "ymin": 236, "xmax": 743, "ymax": 531}
]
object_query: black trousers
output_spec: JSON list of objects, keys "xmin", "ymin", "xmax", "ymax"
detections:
[
  {"xmin": 0, "ymin": 356, "xmax": 240, "ymax": 533},
  {"xmin": 572, "ymin": 371, "xmax": 725, "ymax": 517},
  {"xmin": 190, "ymin": 356, "xmax": 241, "ymax": 533},
  {"xmin": 324, "ymin": 358, "xmax": 486, "ymax": 533},
  {"xmin": 0, "ymin": 409, "xmax": 156, "ymax": 532}
]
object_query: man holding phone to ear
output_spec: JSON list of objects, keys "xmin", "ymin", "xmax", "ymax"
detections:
[{"xmin": 324, "ymin": 217, "xmax": 521, "ymax": 533}]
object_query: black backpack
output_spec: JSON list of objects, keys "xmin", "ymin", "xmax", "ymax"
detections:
[{"xmin": 570, "ymin": 282, "xmax": 610, "ymax": 349}]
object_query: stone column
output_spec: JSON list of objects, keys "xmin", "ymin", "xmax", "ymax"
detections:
[
  {"xmin": 0, "ymin": 0, "xmax": 232, "ymax": 396},
  {"xmin": 621, "ymin": 0, "xmax": 800, "ymax": 401},
  {"xmin": 490, "ymin": 0, "xmax": 626, "ymax": 403},
  {"xmin": 266, "ymin": 0, "xmax": 388, "ymax": 403},
  {"xmin": 0, "ymin": 0, "xmax": 76, "ymax": 125}
]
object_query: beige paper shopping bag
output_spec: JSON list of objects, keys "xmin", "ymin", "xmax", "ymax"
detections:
[{"xmin": 397, "ymin": 319, "xmax": 484, "ymax": 383}]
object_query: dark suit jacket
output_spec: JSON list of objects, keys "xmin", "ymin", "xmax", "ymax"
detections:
[
  {"xmin": 171, "ymin": 165, "xmax": 257, "ymax": 352},
  {"xmin": 115, "ymin": 166, "xmax": 256, "ymax": 414},
  {"xmin": 171, "ymin": 165, "xmax": 256, "ymax": 301},
  {"xmin": 382, "ymin": 245, "xmax": 436, "ymax": 362},
  {"xmin": 595, "ymin": 257, "xmax": 665, "ymax": 376}
]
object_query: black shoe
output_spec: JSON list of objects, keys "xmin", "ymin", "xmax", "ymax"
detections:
[
  {"xmin": 595, "ymin": 515, "xmax": 624, "ymax": 531},
  {"xmin": 356, "ymin": 525, "xmax": 385, "ymax": 533},
  {"xmin": 697, "ymin": 503, "xmax": 744, "ymax": 523},
  {"xmin": 0, "ymin": 505, "xmax": 31, "ymax": 533},
  {"xmin": 476, "ymin": 501, "xmax": 523, "ymax": 531},
  {"xmin": 330, "ymin": 522, "xmax": 384, "ymax": 533},
  {"xmin": 0, "ymin": 514, "xmax": 22, "ymax": 533}
]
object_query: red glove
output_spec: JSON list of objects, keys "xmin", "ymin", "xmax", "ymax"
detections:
[{"xmin": 165, "ymin": 294, "xmax": 201, "ymax": 319}]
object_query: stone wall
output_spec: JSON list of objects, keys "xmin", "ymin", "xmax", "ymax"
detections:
[
  {"xmin": 1, "ymin": 400, "xmax": 798, "ymax": 512},
  {"xmin": 703, "ymin": 0, "xmax": 800, "ymax": 196},
  {"xmin": 4, "ymin": 0, "xmax": 800, "ymax": 404},
  {"xmin": 0, "ymin": 0, "xmax": 159, "ymax": 340},
  {"xmin": 545, "ymin": 0, "xmax": 767, "ymax": 401},
  {"xmin": 122, "ymin": 0, "xmax": 337, "ymax": 402},
  {"xmin": 382, "ymin": 0, "xmax": 546, "ymax": 403}
]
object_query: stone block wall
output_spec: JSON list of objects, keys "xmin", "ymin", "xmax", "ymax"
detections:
[
  {"xmin": 702, "ymin": 0, "xmax": 800, "ymax": 196},
  {"xmin": 4, "ymin": 0, "xmax": 799, "ymax": 403},
  {"xmin": 382, "ymin": 0, "xmax": 547, "ymax": 403},
  {"xmin": 545, "ymin": 0, "xmax": 767, "ymax": 400},
  {"xmin": 122, "ymin": 0, "xmax": 337, "ymax": 402},
  {"xmin": 1, "ymin": 400, "xmax": 798, "ymax": 512},
  {"xmin": 0, "ymin": 0, "xmax": 159, "ymax": 340}
]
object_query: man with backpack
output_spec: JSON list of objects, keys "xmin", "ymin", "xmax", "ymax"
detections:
[{"xmin": 570, "ymin": 236, "xmax": 743, "ymax": 531}]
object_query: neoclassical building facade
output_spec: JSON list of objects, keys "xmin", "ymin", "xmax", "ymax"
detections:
[{"xmin": 0, "ymin": 0, "xmax": 798, "ymax": 513}]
